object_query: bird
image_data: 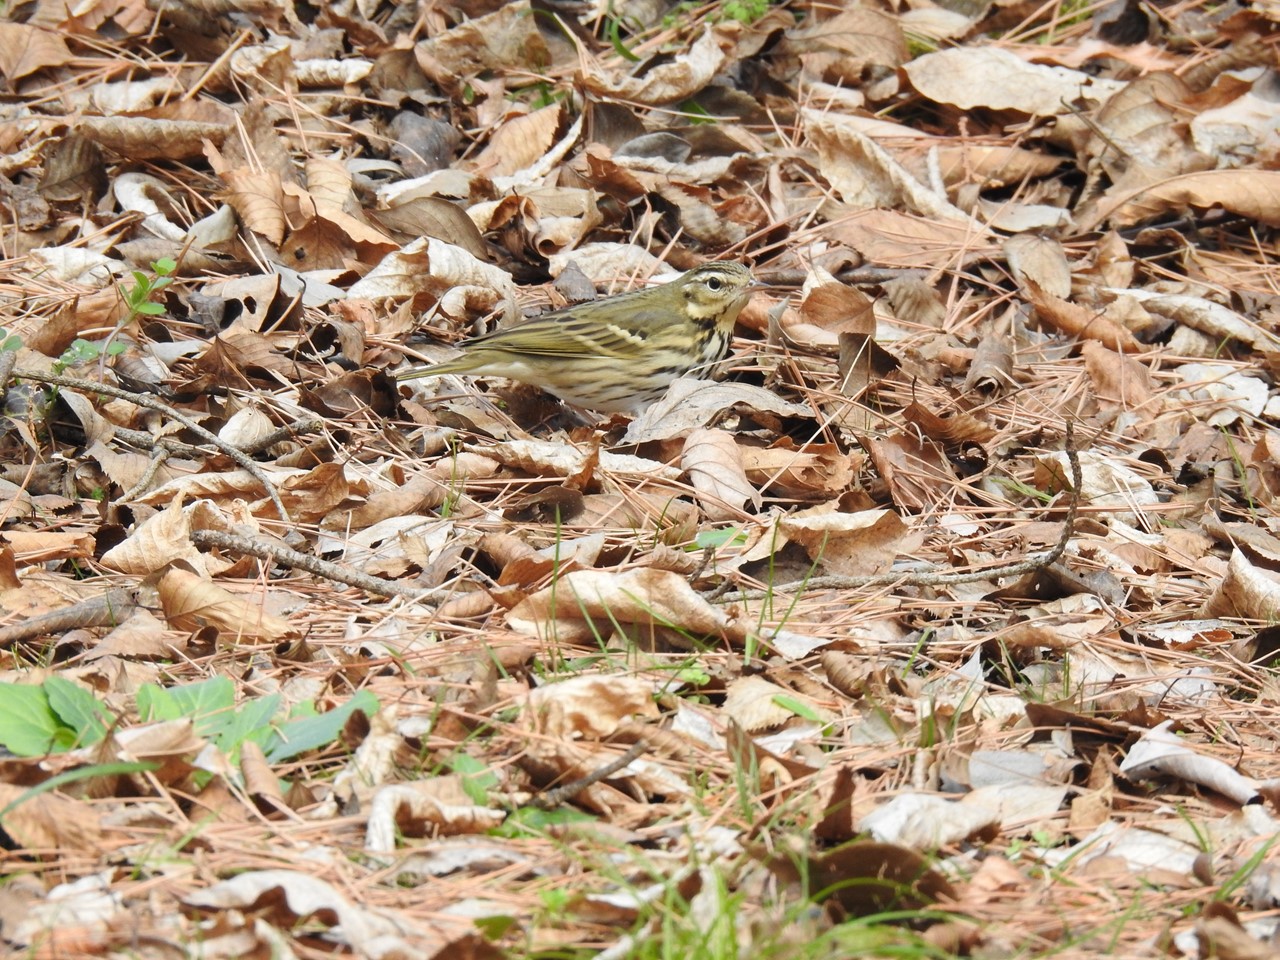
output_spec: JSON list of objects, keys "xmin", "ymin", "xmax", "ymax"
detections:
[{"xmin": 397, "ymin": 261, "xmax": 756, "ymax": 413}]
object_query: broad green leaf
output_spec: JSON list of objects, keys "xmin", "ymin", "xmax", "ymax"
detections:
[
  {"xmin": 451, "ymin": 752, "xmax": 500, "ymax": 804},
  {"xmin": 44, "ymin": 676, "xmax": 112, "ymax": 747},
  {"xmin": 261, "ymin": 690, "xmax": 378, "ymax": 762},
  {"xmin": 228, "ymin": 694, "xmax": 283, "ymax": 753},
  {"xmin": 0, "ymin": 683, "xmax": 66, "ymax": 756},
  {"xmin": 138, "ymin": 676, "xmax": 235, "ymax": 739}
]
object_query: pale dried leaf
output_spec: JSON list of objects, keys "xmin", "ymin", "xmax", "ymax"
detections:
[
  {"xmin": 779, "ymin": 507, "xmax": 911, "ymax": 577},
  {"xmin": 903, "ymin": 46, "xmax": 1125, "ymax": 115},
  {"xmin": 804, "ymin": 109, "xmax": 976, "ymax": 223},
  {"xmin": 622, "ymin": 379, "xmax": 812, "ymax": 444},
  {"xmin": 681, "ymin": 429, "xmax": 761, "ymax": 520},
  {"xmin": 0, "ymin": 22, "xmax": 73, "ymax": 79},
  {"xmin": 77, "ymin": 116, "xmax": 228, "ymax": 159},
  {"xmin": 528, "ymin": 675, "xmax": 662, "ymax": 739},
  {"xmin": 506, "ymin": 568, "xmax": 735, "ymax": 642},
  {"xmin": 100, "ymin": 499, "xmax": 250, "ymax": 576},
  {"xmin": 582, "ymin": 26, "xmax": 727, "ymax": 103},
  {"xmin": 723, "ymin": 675, "xmax": 821, "ymax": 732},
  {"xmin": 1201, "ymin": 549, "xmax": 1280, "ymax": 621},
  {"xmin": 157, "ymin": 568, "xmax": 300, "ymax": 645},
  {"xmin": 1004, "ymin": 234, "xmax": 1072, "ymax": 300}
]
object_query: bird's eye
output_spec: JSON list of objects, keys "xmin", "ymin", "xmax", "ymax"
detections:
[{"xmin": 706, "ymin": 276, "xmax": 723, "ymax": 291}]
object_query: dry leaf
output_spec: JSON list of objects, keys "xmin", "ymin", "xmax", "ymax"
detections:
[
  {"xmin": 681, "ymin": 428, "xmax": 761, "ymax": 519},
  {"xmin": 506, "ymin": 568, "xmax": 737, "ymax": 644},
  {"xmin": 157, "ymin": 568, "xmax": 301, "ymax": 645}
]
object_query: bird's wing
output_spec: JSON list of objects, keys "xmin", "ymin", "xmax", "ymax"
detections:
[{"xmin": 464, "ymin": 308, "xmax": 668, "ymax": 360}]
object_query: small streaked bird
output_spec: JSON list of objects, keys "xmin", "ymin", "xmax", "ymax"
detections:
[{"xmin": 397, "ymin": 262, "xmax": 755, "ymax": 413}]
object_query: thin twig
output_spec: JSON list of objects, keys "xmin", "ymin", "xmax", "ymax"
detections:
[
  {"xmin": 119, "ymin": 448, "xmax": 171, "ymax": 502},
  {"xmin": 238, "ymin": 417, "xmax": 326, "ymax": 456},
  {"xmin": 0, "ymin": 588, "xmax": 141, "ymax": 647},
  {"xmin": 190, "ymin": 528, "xmax": 458, "ymax": 603},
  {"xmin": 531, "ymin": 740, "xmax": 649, "ymax": 810},
  {"xmin": 111, "ymin": 416, "xmax": 323, "ymax": 459},
  {"xmin": 9, "ymin": 369, "xmax": 291, "ymax": 522},
  {"xmin": 722, "ymin": 423, "xmax": 1083, "ymax": 600}
]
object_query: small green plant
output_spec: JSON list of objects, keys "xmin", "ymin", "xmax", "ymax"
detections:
[
  {"xmin": 721, "ymin": 0, "xmax": 770, "ymax": 23},
  {"xmin": 119, "ymin": 256, "xmax": 177, "ymax": 323},
  {"xmin": 661, "ymin": 1, "xmax": 702, "ymax": 29},
  {"xmin": 51, "ymin": 336, "xmax": 125, "ymax": 374},
  {"xmin": 677, "ymin": 99, "xmax": 717, "ymax": 124},
  {"xmin": 663, "ymin": 0, "xmax": 773, "ymax": 26},
  {"xmin": 44, "ymin": 258, "xmax": 177, "ymax": 378},
  {"xmin": 604, "ymin": 6, "xmax": 643, "ymax": 62},
  {"xmin": 990, "ymin": 473, "xmax": 1055, "ymax": 502},
  {"xmin": 0, "ymin": 675, "xmax": 115, "ymax": 754},
  {"xmin": 138, "ymin": 676, "xmax": 378, "ymax": 770},
  {"xmin": 0, "ymin": 326, "xmax": 20, "ymax": 353}
]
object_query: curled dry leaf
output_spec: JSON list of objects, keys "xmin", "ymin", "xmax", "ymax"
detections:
[
  {"xmin": 1004, "ymin": 234, "xmax": 1072, "ymax": 300},
  {"xmin": 347, "ymin": 236, "xmax": 516, "ymax": 319},
  {"xmin": 1023, "ymin": 276, "xmax": 1145, "ymax": 353},
  {"xmin": 414, "ymin": 0, "xmax": 550, "ymax": 80},
  {"xmin": 581, "ymin": 25, "xmax": 728, "ymax": 104},
  {"xmin": 366, "ymin": 781, "xmax": 505, "ymax": 853},
  {"xmin": 547, "ymin": 242, "xmax": 678, "ymax": 283},
  {"xmin": 622, "ymin": 378, "xmax": 813, "ymax": 445},
  {"xmin": 1036, "ymin": 450, "xmax": 1159, "ymax": 528},
  {"xmin": 1175, "ymin": 363, "xmax": 1267, "ymax": 427},
  {"xmin": 295, "ymin": 57, "xmax": 373, "ymax": 87},
  {"xmin": 506, "ymin": 568, "xmax": 738, "ymax": 644},
  {"xmin": 287, "ymin": 158, "xmax": 397, "ymax": 248},
  {"xmin": 372, "ymin": 195, "xmax": 486, "ymax": 259},
  {"xmin": 1201, "ymin": 549, "xmax": 1280, "ymax": 622},
  {"xmin": 1120, "ymin": 720, "xmax": 1260, "ymax": 805},
  {"xmin": 184, "ymin": 869, "xmax": 482, "ymax": 956},
  {"xmin": 779, "ymin": 506, "xmax": 913, "ymax": 577},
  {"xmin": 0, "ymin": 530, "xmax": 95, "ymax": 566},
  {"xmin": 1081, "ymin": 340, "xmax": 1155, "ymax": 409},
  {"xmin": 803, "ymin": 108, "xmax": 976, "ymax": 223},
  {"xmin": 723, "ymin": 674, "xmax": 831, "ymax": 732},
  {"xmin": 903, "ymin": 46, "xmax": 1125, "ymax": 115},
  {"xmin": 157, "ymin": 567, "xmax": 300, "ymax": 645},
  {"xmin": 764, "ymin": 839, "xmax": 957, "ymax": 916},
  {"xmin": 861, "ymin": 431, "xmax": 958, "ymax": 512},
  {"xmin": 783, "ymin": 7, "xmax": 905, "ymax": 83},
  {"xmin": 477, "ymin": 186, "xmax": 603, "ymax": 259},
  {"xmin": 681, "ymin": 428, "xmax": 761, "ymax": 520},
  {"xmin": 220, "ymin": 166, "xmax": 286, "ymax": 245},
  {"xmin": 114, "ymin": 172, "xmax": 188, "ymax": 242},
  {"xmin": 0, "ymin": 784, "xmax": 103, "ymax": 852},
  {"xmin": 577, "ymin": 491, "xmax": 701, "ymax": 544},
  {"xmin": 963, "ymin": 315, "xmax": 1015, "ymax": 393},
  {"xmin": 77, "ymin": 116, "xmax": 227, "ymax": 160},
  {"xmin": 821, "ymin": 207, "xmax": 997, "ymax": 268},
  {"xmin": 780, "ymin": 278, "xmax": 875, "ymax": 353},
  {"xmin": 472, "ymin": 439, "xmax": 678, "ymax": 485},
  {"xmin": 473, "ymin": 103, "xmax": 563, "ymax": 178},
  {"xmin": 739, "ymin": 441, "xmax": 856, "ymax": 500},
  {"xmin": 101, "ymin": 498, "xmax": 254, "ymax": 577},
  {"xmin": 528, "ymin": 675, "xmax": 662, "ymax": 739},
  {"xmin": 0, "ymin": 22, "xmax": 74, "ymax": 80},
  {"xmin": 837, "ymin": 330, "xmax": 900, "ymax": 401},
  {"xmin": 1085, "ymin": 169, "xmax": 1280, "ymax": 231},
  {"xmin": 1108, "ymin": 288, "xmax": 1280, "ymax": 352},
  {"xmin": 901, "ymin": 401, "xmax": 996, "ymax": 444}
]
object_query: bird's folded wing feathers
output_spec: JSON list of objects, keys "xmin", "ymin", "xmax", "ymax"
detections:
[{"xmin": 463, "ymin": 311, "xmax": 665, "ymax": 359}]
